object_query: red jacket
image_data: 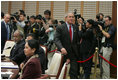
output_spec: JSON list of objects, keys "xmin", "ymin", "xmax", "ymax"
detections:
[{"xmin": 22, "ymin": 57, "xmax": 42, "ymax": 79}]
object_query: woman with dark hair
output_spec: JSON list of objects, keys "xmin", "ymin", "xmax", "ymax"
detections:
[
  {"xmin": 25, "ymin": 33, "xmax": 46, "ymax": 74},
  {"xmin": 20, "ymin": 39, "xmax": 42, "ymax": 79}
]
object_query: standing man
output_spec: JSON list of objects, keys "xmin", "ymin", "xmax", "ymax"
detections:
[
  {"xmin": 14, "ymin": 13, "xmax": 26, "ymax": 33},
  {"xmin": 1, "ymin": 14, "xmax": 12, "ymax": 53},
  {"xmin": 54, "ymin": 12, "xmax": 79, "ymax": 79},
  {"xmin": 99, "ymin": 16, "xmax": 116, "ymax": 79}
]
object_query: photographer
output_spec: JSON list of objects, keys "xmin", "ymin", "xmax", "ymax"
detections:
[
  {"xmin": 42, "ymin": 10, "xmax": 51, "ymax": 30},
  {"xmin": 13, "ymin": 13, "xmax": 26, "ymax": 33},
  {"xmin": 45, "ymin": 19, "xmax": 57, "ymax": 68},
  {"xmin": 36, "ymin": 14, "xmax": 43, "ymax": 27},
  {"xmin": 18, "ymin": 10, "xmax": 25, "ymax": 15},
  {"xmin": 24, "ymin": 16, "xmax": 30, "ymax": 38},
  {"xmin": 96, "ymin": 13, "xmax": 104, "ymax": 22},
  {"xmin": 44, "ymin": 10, "xmax": 51, "ymax": 24},
  {"xmin": 77, "ymin": 17, "xmax": 86, "ymax": 32},
  {"xmin": 78, "ymin": 19, "xmax": 95, "ymax": 79},
  {"xmin": 35, "ymin": 16, "xmax": 48, "ymax": 45},
  {"xmin": 45, "ymin": 19, "xmax": 57, "ymax": 49},
  {"xmin": 28, "ymin": 15, "xmax": 39, "ymax": 39},
  {"xmin": 98, "ymin": 16, "xmax": 116, "ymax": 79}
]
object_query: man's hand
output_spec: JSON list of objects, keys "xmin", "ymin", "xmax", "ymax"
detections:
[
  {"xmin": 20, "ymin": 63, "xmax": 24, "ymax": 69},
  {"xmin": 79, "ymin": 23, "xmax": 82, "ymax": 31},
  {"xmin": 98, "ymin": 24, "xmax": 110, "ymax": 38},
  {"xmin": 45, "ymin": 29, "xmax": 50, "ymax": 33},
  {"xmin": 61, "ymin": 48, "xmax": 67, "ymax": 55},
  {"xmin": 41, "ymin": 19, "xmax": 45, "ymax": 24},
  {"xmin": 13, "ymin": 16, "xmax": 17, "ymax": 22},
  {"xmin": 98, "ymin": 24, "xmax": 103, "ymax": 31},
  {"xmin": 66, "ymin": 59, "xmax": 70, "ymax": 64}
]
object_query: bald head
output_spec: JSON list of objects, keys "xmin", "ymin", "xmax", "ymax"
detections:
[{"xmin": 4, "ymin": 14, "xmax": 10, "ymax": 23}]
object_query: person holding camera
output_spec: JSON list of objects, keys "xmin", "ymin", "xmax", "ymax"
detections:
[
  {"xmin": 98, "ymin": 16, "xmax": 116, "ymax": 79},
  {"xmin": 36, "ymin": 14, "xmax": 43, "ymax": 27},
  {"xmin": 42, "ymin": 10, "xmax": 51, "ymax": 30},
  {"xmin": 78, "ymin": 19, "xmax": 95, "ymax": 79},
  {"xmin": 28, "ymin": 15, "xmax": 40, "ymax": 39},
  {"xmin": 77, "ymin": 17, "xmax": 86, "ymax": 31},
  {"xmin": 13, "ymin": 13, "xmax": 26, "ymax": 33},
  {"xmin": 96, "ymin": 13, "xmax": 104, "ymax": 22},
  {"xmin": 45, "ymin": 19, "xmax": 57, "ymax": 68},
  {"xmin": 44, "ymin": 10, "xmax": 51, "ymax": 24}
]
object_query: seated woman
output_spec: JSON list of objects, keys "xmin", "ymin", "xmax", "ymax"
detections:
[
  {"xmin": 20, "ymin": 39, "xmax": 42, "ymax": 79},
  {"xmin": 26, "ymin": 33, "xmax": 47, "ymax": 74}
]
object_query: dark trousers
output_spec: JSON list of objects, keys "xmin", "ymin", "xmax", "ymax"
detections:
[
  {"xmin": 69, "ymin": 59, "xmax": 79, "ymax": 79},
  {"xmin": 82, "ymin": 54, "xmax": 92, "ymax": 79},
  {"xmin": 63, "ymin": 56, "xmax": 79, "ymax": 79}
]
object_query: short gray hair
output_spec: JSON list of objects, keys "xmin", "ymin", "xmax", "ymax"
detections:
[
  {"xmin": 65, "ymin": 12, "xmax": 74, "ymax": 18},
  {"xmin": 14, "ymin": 30, "xmax": 24, "ymax": 38}
]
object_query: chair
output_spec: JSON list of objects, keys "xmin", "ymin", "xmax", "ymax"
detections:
[
  {"xmin": 2, "ymin": 40, "xmax": 15, "ymax": 57},
  {"xmin": 40, "ymin": 45, "xmax": 48, "ymax": 58},
  {"xmin": 58, "ymin": 62, "xmax": 70, "ymax": 79},
  {"xmin": 40, "ymin": 56, "xmax": 70, "ymax": 79},
  {"xmin": 41, "ymin": 52, "xmax": 64, "ymax": 79}
]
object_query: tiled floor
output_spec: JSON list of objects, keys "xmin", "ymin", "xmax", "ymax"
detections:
[{"xmin": 66, "ymin": 67, "xmax": 115, "ymax": 79}]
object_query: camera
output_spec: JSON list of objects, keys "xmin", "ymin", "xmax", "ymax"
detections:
[
  {"xmin": 25, "ymin": 16, "xmax": 30, "ymax": 25},
  {"xmin": 93, "ymin": 21, "xmax": 104, "ymax": 30},
  {"xmin": 49, "ymin": 24, "xmax": 58, "ymax": 28},
  {"xmin": 78, "ymin": 23, "xmax": 86, "ymax": 32},
  {"xmin": 49, "ymin": 24, "xmax": 53, "ymax": 28},
  {"xmin": 93, "ymin": 21, "xmax": 104, "ymax": 38},
  {"xmin": 74, "ymin": 9, "xmax": 81, "ymax": 25},
  {"xmin": 10, "ymin": 12, "xmax": 19, "ymax": 21}
]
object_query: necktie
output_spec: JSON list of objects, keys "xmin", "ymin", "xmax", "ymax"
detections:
[
  {"xmin": 69, "ymin": 25, "xmax": 72, "ymax": 41},
  {"xmin": 80, "ymin": 38, "xmax": 82, "ymax": 44}
]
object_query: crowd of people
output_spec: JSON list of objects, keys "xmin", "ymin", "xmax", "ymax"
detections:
[{"xmin": 1, "ymin": 9, "xmax": 116, "ymax": 79}]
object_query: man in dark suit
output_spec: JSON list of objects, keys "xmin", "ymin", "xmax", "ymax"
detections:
[
  {"xmin": 54, "ymin": 13, "xmax": 79, "ymax": 79},
  {"xmin": 10, "ymin": 30, "xmax": 26, "ymax": 66},
  {"xmin": 1, "ymin": 14, "xmax": 12, "ymax": 53},
  {"xmin": 78, "ymin": 19, "xmax": 95, "ymax": 79}
]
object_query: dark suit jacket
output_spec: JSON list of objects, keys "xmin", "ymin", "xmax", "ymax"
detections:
[
  {"xmin": 1, "ymin": 21, "xmax": 12, "ymax": 52},
  {"xmin": 38, "ymin": 47, "xmax": 46, "ymax": 74},
  {"xmin": 54, "ymin": 23, "xmax": 79, "ymax": 60},
  {"xmin": 78, "ymin": 28, "xmax": 95, "ymax": 55},
  {"xmin": 1, "ymin": 21, "xmax": 7, "ymax": 52},
  {"xmin": 10, "ymin": 39, "xmax": 26, "ymax": 65},
  {"xmin": 22, "ymin": 57, "xmax": 42, "ymax": 79}
]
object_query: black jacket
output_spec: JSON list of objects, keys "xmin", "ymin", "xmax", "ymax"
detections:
[
  {"xmin": 78, "ymin": 28, "xmax": 95, "ymax": 55},
  {"xmin": 1, "ymin": 21, "xmax": 12, "ymax": 52},
  {"xmin": 54, "ymin": 23, "xmax": 80, "ymax": 60},
  {"xmin": 38, "ymin": 47, "xmax": 46, "ymax": 74},
  {"xmin": 10, "ymin": 39, "xmax": 26, "ymax": 65}
]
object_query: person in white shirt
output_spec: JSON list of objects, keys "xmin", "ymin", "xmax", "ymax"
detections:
[{"xmin": 13, "ymin": 13, "xmax": 26, "ymax": 33}]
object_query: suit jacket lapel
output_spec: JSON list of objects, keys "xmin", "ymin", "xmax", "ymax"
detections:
[{"xmin": 64, "ymin": 23, "xmax": 71, "ymax": 42}]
